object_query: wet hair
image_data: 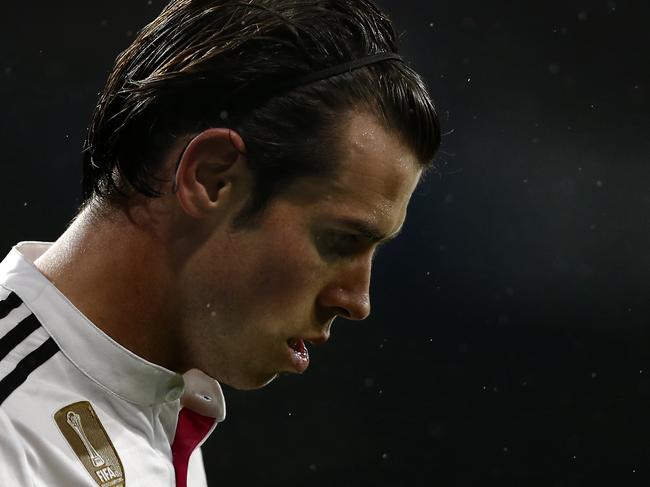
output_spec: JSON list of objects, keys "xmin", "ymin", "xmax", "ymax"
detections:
[{"xmin": 82, "ymin": 0, "xmax": 441, "ymax": 223}]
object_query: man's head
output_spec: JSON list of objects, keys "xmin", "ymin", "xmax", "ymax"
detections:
[{"xmin": 78, "ymin": 0, "xmax": 440, "ymax": 389}]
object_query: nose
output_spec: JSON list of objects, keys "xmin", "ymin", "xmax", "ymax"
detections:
[{"xmin": 317, "ymin": 257, "xmax": 372, "ymax": 321}]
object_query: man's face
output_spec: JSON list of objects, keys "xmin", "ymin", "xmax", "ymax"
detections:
[{"xmin": 180, "ymin": 111, "xmax": 423, "ymax": 389}]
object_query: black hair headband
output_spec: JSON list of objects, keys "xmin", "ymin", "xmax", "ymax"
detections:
[{"xmin": 280, "ymin": 52, "xmax": 405, "ymax": 91}]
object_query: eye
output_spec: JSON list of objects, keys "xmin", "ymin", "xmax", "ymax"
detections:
[{"xmin": 315, "ymin": 231, "xmax": 366, "ymax": 258}]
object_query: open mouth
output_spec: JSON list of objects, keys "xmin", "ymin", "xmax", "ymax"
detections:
[
  {"xmin": 287, "ymin": 338, "xmax": 309, "ymax": 372},
  {"xmin": 288, "ymin": 338, "xmax": 308, "ymax": 355}
]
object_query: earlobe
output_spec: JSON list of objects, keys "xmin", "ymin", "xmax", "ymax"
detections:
[{"xmin": 174, "ymin": 128, "xmax": 247, "ymax": 219}]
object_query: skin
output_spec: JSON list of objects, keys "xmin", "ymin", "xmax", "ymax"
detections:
[{"xmin": 34, "ymin": 110, "xmax": 422, "ymax": 390}]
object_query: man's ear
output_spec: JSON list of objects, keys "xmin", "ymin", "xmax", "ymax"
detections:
[{"xmin": 174, "ymin": 128, "xmax": 248, "ymax": 219}]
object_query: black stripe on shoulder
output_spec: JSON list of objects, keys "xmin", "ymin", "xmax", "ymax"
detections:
[
  {"xmin": 0, "ymin": 337, "xmax": 59, "ymax": 406},
  {"xmin": 0, "ymin": 292, "xmax": 23, "ymax": 320},
  {"xmin": 0, "ymin": 314, "xmax": 41, "ymax": 363}
]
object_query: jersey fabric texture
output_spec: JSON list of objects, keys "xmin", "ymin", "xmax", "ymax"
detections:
[{"xmin": 0, "ymin": 242, "xmax": 226, "ymax": 486}]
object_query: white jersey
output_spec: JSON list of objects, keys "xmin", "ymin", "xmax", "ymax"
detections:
[{"xmin": 0, "ymin": 242, "xmax": 226, "ymax": 487}]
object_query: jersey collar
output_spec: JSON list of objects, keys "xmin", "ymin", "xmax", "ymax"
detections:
[{"xmin": 0, "ymin": 242, "xmax": 226, "ymax": 420}]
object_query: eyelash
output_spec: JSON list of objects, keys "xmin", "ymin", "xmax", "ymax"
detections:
[
  {"xmin": 317, "ymin": 232, "xmax": 386, "ymax": 259},
  {"xmin": 328, "ymin": 233, "xmax": 363, "ymax": 253}
]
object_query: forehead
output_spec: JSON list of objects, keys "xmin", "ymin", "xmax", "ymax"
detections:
[
  {"xmin": 330, "ymin": 112, "xmax": 420, "ymax": 198},
  {"xmin": 283, "ymin": 111, "xmax": 422, "ymax": 230}
]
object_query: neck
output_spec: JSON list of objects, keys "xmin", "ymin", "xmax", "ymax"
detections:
[{"xmin": 34, "ymin": 200, "xmax": 184, "ymax": 372}]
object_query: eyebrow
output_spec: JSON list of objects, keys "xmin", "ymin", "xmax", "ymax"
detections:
[{"xmin": 335, "ymin": 218, "xmax": 403, "ymax": 244}]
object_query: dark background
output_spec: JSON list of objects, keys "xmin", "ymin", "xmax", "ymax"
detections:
[{"xmin": 2, "ymin": 1, "xmax": 650, "ymax": 485}]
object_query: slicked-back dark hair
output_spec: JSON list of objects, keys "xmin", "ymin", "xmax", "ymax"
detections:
[{"xmin": 83, "ymin": 0, "xmax": 440, "ymax": 222}]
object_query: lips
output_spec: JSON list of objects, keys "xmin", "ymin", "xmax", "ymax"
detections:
[{"xmin": 287, "ymin": 338, "xmax": 310, "ymax": 373}]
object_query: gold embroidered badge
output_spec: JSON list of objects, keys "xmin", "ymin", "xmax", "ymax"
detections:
[{"xmin": 54, "ymin": 401, "xmax": 125, "ymax": 487}]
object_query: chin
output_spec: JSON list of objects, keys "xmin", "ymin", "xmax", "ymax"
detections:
[{"xmin": 228, "ymin": 372, "xmax": 279, "ymax": 391}]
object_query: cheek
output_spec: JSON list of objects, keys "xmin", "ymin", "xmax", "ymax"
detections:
[{"xmin": 244, "ymin": 237, "xmax": 322, "ymax": 310}]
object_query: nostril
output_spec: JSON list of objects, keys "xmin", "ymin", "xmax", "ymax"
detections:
[{"xmin": 335, "ymin": 307, "xmax": 351, "ymax": 319}]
